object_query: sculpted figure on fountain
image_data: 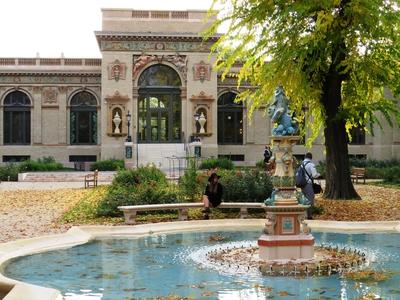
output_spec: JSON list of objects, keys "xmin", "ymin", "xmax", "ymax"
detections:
[{"xmin": 268, "ymin": 86, "xmax": 298, "ymax": 136}]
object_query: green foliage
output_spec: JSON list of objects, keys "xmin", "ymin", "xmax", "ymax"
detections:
[
  {"xmin": 255, "ymin": 159, "xmax": 266, "ymax": 170},
  {"xmin": 311, "ymin": 205, "xmax": 324, "ymax": 216},
  {"xmin": 382, "ymin": 167, "xmax": 400, "ymax": 184},
  {"xmin": 206, "ymin": 0, "xmax": 400, "ymax": 199},
  {"xmin": 97, "ymin": 166, "xmax": 177, "ymax": 217},
  {"xmin": 218, "ymin": 169, "xmax": 273, "ymax": 202},
  {"xmin": 317, "ymin": 159, "xmax": 399, "ymax": 179},
  {"xmin": 316, "ymin": 161, "xmax": 326, "ymax": 179},
  {"xmin": 178, "ymin": 159, "xmax": 204, "ymax": 202},
  {"xmin": 90, "ymin": 159, "xmax": 124, "ymax": 171},
  {"xmin": 350, "ymin": 158, "xmax": 400, "ymax": 168},
  {"xmin": 199, "ymin": 157, "xmax": 234, "ymax": 170},
  {"xmin": 207, "ymin": 0, "xmax": 400, "ymax": 137},
  {"xmin": 18, "ymin": 157, "xmax": 64, "ymax": 172},
  {"xmin": 0, "ymin": 164, "xmax": 19, "ymax": 181}
]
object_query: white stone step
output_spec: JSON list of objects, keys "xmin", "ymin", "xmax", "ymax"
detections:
[{"xmin": 18, "ymin": 171, "xmax": 116, "ymax": 182}]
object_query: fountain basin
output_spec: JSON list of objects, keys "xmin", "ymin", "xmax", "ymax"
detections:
[{"xmin": 0, "ymin": 219, "xmax": 399, "ymax": 299}]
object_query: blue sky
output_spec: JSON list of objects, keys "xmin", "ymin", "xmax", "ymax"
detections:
[{"xmin": 0, "ymin": 0, "xmax": 214, "ymax": 58}]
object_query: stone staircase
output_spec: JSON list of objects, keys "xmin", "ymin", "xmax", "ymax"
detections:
[{"xmin": 18, "ymin": 171, "xmax": 116, "ymax": 182}]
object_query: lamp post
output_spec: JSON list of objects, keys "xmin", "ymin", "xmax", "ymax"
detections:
[
  {"xmin": 124, "ymin": 111, "xmax": 133, "ymax": 163},
  {"xmin": 126, "ymin": 111, "xmax": 132, "ymax": 142}
]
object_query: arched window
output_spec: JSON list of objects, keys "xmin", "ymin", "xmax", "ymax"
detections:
[
  {"xmin": 218, "ymin": 92, "xmax": 243, "ymax": 144},
  {"xmin": 70, "ymin": 91, "xmax": 97, "ymax": 144},
  {"xmin": 3, "ymin": 91, "xmax": 31, "ymax": 145},
  {"xmin": 138, "ymin": 64, "xmax": 182, "ymax": 143}
]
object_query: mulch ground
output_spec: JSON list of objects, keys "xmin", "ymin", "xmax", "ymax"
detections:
[
  {"xmin": 0, "ymin": 184, "xmax": 398, "ymax": 243},
  {"xmin": 315, "ymin": 184, "xmax": 400, "ymax": 221}
]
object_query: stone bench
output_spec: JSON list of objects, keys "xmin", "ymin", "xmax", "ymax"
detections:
[{"xmin": 118, "ymin": 202, "xmax": 263, "ymax": 224}]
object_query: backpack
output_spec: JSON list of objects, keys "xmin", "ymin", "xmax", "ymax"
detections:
[{"xmin": 295, "ymin": 161, "xmax": 311, "ymax": 188}]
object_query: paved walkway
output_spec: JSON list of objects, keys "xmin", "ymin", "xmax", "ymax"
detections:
[{"xmin": 0, "ymin": 181, "xmax": 111, "ymax": 191}]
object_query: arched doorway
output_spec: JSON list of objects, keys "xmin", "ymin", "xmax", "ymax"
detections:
[
  {"xmin": 70, "ymin": 91, "xmax": 98, "ymax": 145},
  {"xmin": 138, "ymin": 64, "xmax": 182, "ymax": 143},
  {"xmin": 217, "ymin": 92, "xmax": 243, "ymax": 144},
  {"xmin": 3, "ymin": 91, "xmax": 31, "ymax": 145}
]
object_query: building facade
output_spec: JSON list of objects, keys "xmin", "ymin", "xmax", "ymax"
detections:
[{"xmin": 0, "ymin": 9, "xmax": 399, "ymax": 168}]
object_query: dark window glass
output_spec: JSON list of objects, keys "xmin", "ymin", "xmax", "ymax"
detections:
[
  {"xmin": 218, "ymin": 154, "xmax": 244, "ymax": 161},
  {"xmin": 3, "ymin": 91, "xmax": 31, "ymax": 145},
  {"xmin": 349, "ymin": 127, "xmax": 366, "ymax": 145},
  {"xmin": 70, "ymin": 92, "xmax": 97, "ymax": 145},
  {"xmin": 69, "ymin": 155, "xmax": 97, "ymax": 162},
  {"xmin": 138, "ymin": 64, "xmax": 181, "ymax": 87},
  {"xmin": 3, "ymin": 155, "xmax": 30, "ymax": 162},
  {"xmin": 138, "ymin": 65, "xmax": 181, "ymax": 143},
  {"xmin": 217, "ymin": 92, "xmax": 243, "ymax": 145}
]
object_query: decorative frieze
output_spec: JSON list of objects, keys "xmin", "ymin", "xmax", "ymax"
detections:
[
  {"xmin": 108, "ymin": 60, "xmax": 127, "ymax": 82},
  {"xmin": 101, "ymin": 41, "xmax": 213, "ymax": 53},
  {"xmin": 193, "ymin": 61, "xmax": 211, "ymax": 82},
  {"xmin": 0, "ymin": 75, "xmax": 101, "ymax": 84},
  {"xmin": 42, "ymin": 88, "xmax": 58, "ymax": 104},
  {"xmin": 133, "ymin": 54, "xmax": 187, "ymax": 81}
]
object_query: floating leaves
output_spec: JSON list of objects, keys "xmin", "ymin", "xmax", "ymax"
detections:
[{"xmin": 344, "ymin": 269, "xmax": 392, "ymax": 282}]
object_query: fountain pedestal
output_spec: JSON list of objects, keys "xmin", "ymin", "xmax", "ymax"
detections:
[
  {"xmin": 259, "ymin": 136, "xmax": 314, "ymax": 261},
  {"xmin": 258, "ymin": 200, "xmax": 314, "ymax": 260}
]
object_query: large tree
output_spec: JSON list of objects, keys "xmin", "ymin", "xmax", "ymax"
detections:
[{"xmin": 206, "ymin": 0, "xmax": 400, "ymax": 199}]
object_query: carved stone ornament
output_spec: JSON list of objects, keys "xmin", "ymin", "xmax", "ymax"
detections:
[
  {"xmin": 189, "ymin": 91, "xmax": 214, "ymax": 102},
  {"xmin": 108, "ymin": 60, "xmax": 127, "ymax": 82},
  {"xmin": 42, "ymin": 88, "xmax": 58, "ymax": 104},
  {"xmin": 193, "ymin": 61, "xmax": 211, "ymax": 82},
  {"xmin": 105, "ymin": 90, "xmax": 130, "ymax": 103},
  {"xmin": 132, "ymin": 54, "xmax": 187, "ymax": 81}
]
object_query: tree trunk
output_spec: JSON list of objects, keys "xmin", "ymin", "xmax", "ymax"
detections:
[{"xmin": 322, "ymin": 74, "xmax": 360, "ymax": 199}]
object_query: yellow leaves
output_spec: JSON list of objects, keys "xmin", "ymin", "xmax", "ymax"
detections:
[
  {"xmin": 316, "ymin": 185, "xmax": 400, "ymax": 221},
  {"xmin": 344, "ymin": 268, "xmax": 392, "ymax": 282}
]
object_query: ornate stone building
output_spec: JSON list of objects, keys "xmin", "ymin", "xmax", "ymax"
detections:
[{"xmin": 0, "ymin": 9, "xmax": 399, "ymax": 168}]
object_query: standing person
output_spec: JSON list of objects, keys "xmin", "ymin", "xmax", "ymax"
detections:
[
  {"xmin": 301, "ymin": 152, "xmax": 320, "ymax": 220},
  {"xmin": 263, "ymin": 145, "xmax": 272, "ymax": 164},
  {"xmin": 202, "ymin": 173, "xmax": 223, "ymax": 220}
]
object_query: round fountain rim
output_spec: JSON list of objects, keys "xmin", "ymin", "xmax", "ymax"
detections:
[{"xmin": 0, "ymin": 219, "xmax": 399, "ymax": 299}]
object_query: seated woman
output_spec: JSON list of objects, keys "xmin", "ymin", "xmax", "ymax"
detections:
[{"xmin": 202, "ymin": 173, "xmax": 223, "ymax": 220}]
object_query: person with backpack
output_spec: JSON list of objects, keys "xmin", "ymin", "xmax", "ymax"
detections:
[{"xmin": 297, "ymin": 152, "xmax": 320, "ymax": 219}]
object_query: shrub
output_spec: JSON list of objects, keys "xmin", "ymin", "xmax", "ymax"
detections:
[
  {"xmin": 18, "ymin": 157, "xmax": 64, "ymax": 172},
  {"xmin": 218, "ymin": 169, "xmax": 273, "ymax": 202},
  {"xmin": 0, "ymin": 164, "xmax": 19, "ymax": 181},
  {"xmin": 97, "ymin": 166, "xmax": 177, "ymax": 217},
  {"xmin": 382, "ymin": 166, "xmax": 400, "ymax": 184},
  {"xmin": 255, "ymin": 159, "xmax": 266, "ymax": 170},
  {"xmin": 179, "ymin": 159, "xmax": 204, "ymax": 202},
  {"xmin": 199, "ymin": 157, "xmax": 234, "ymax": 170},
  {"xmin": 90, "ymin": 159, "xmax": 124, "ymax": 171},
  {"xmin": 112, "ymin": 166, "xmax": 167, "ymax": 187}
]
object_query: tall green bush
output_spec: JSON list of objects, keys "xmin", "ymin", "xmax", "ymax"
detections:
[
  {"xmin": 18, "ymin": 157, "xmax": 64, "ymax": 172},
  {"xmin": 90, "ymin": 159, "xmax": 124, "ymax": 171},
  {"xmin": 199, "ymin": 157, "xmax": 234, "ymax": 170},
  {"xmin": 179, "ymin": 159, "xmax": 204, "ymax": 201},
  {"xmin": 0, "ymin": 164, "xmax": 19, "ymax": 181},
  {"xmin": 383, "ymin": 166, "xmax": 400, "ymax": 184},
  {"xmin": 97, "ymin": 166, "xmax": 178, "ymax": 217},
  {"xmin": 218, "ymin": 169, "xmax": 273, "ymax": 202}
]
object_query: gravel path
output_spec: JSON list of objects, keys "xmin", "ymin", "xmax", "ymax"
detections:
[{"xmin": 0, "ymin": 186, "xmax": 96, "ymax": 243}]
